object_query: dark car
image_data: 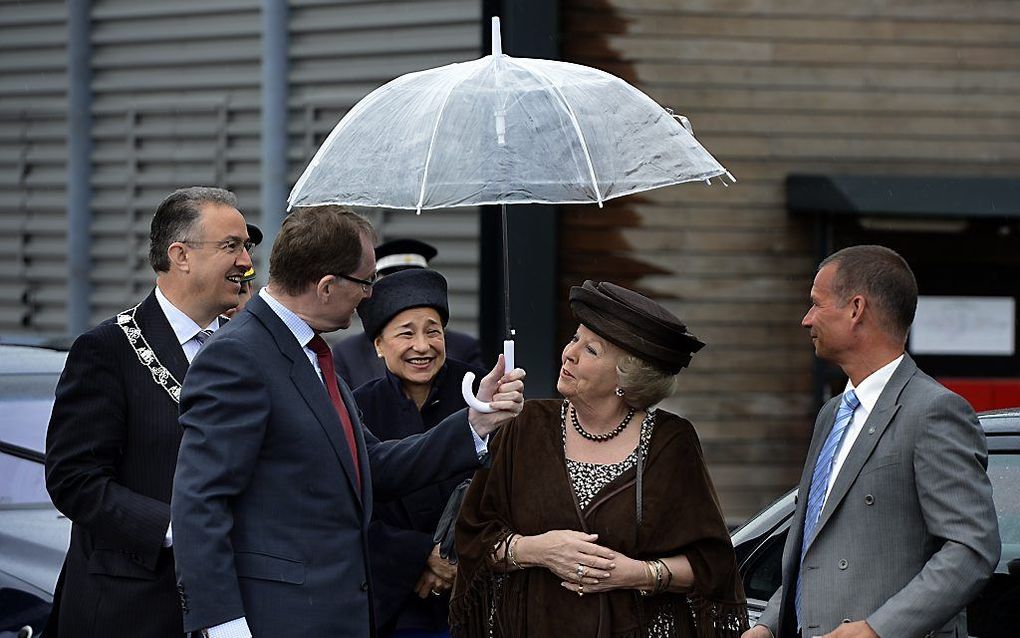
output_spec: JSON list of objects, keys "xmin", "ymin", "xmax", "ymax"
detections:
[
  {"xmin": 0, "ymin": 344, "xmax": 71, "ymax": 638},
  {"xmin": 731, "ymin": 409, "xmax": 1020, "ymax": 636}
]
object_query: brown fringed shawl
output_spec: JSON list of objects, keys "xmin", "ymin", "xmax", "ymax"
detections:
[{"xmin": 450, "ymin": 400, "xmax": 747, "ymax": 638}]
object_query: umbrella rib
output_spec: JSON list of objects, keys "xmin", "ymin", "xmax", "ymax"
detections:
[
  {"xmin": 416, "ymin": 74, "xmax": 470, "ymax": 214},
  {"xmin": 513, "ymin": 61, "xmax": 603, "ymax": 207}
]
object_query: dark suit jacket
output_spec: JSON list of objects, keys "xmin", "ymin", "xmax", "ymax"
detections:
[
  {"xmin": 758, "ymin": 355, "xmax": 1000, "ymax": 638},
  {"xmin": 333, "ymin": 329, "xmax": 482, "ymax": 389},
  {"xmin": 355, "ymin": 358, "xmax": 483, "ymax": 633},
  {"xmin": 171, "ymin": 295, "xmax": 483, "ymax": 636},
  {"xmin": 45, "ymin": 290, "xmax": 193, "ymax": 638}
]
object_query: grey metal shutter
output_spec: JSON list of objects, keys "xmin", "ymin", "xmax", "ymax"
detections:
[
  {"xmin": 88, "ymin": 0, "xmax": 263, "ymax": 323},
  {"xmin": 288, "ymin": 0, "xmax": 483, "ymax": 336},
  {"xmin": 0, "ymin": 0, "xmax": 68, "ymax": 335}
]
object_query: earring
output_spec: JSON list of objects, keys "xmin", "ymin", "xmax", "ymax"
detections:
[
  {"xmin": 376, "ymin": 351, "xmax": 384, "ymax": 359},
  {"xmin": 615, "ymin": 387, "xmax": 625, "ymax": 397}
]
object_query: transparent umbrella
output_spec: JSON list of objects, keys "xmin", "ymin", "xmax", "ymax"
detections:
[{"xmin": 288, "ymin": 17, "xmax": 734, "ymax": 409}]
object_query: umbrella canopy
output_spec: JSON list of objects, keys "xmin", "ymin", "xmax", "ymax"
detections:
[{"xmin": 289, "ymin": 18, "xmax": 732, "ymax": 213}]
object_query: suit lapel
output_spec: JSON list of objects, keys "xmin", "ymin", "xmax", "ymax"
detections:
[
  {"xmin": 810, "ymin": 355, "xmax": 915, "ymax": 544},
  {"xmin": 248, "ymin": 297, "xmax": 363, "ymax": 505},
  {"xmin": 784, "ymin": 398, "xmax": 838, "ymax": 580},
  {"xmin": 136, "ymin": 290, "xmax": 189, "ymax": 383}
]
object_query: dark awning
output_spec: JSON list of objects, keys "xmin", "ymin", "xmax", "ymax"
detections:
[{"xmin": 787, "ymin": 174, "xmax": 1020, "ymax": 219}]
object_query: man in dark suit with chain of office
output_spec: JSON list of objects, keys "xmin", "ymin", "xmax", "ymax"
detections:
[
  {"xmin": 45, "ymin": 187, "xmax": 256, "ymax": 637},
  {"xmin": 744, "ymin": 245, "xmax": 999, "ymax": 638}
]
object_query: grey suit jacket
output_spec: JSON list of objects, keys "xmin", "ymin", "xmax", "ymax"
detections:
[
  {"xmin": 171, "ymin": 296, "xmax": 482, "ymax": 636},
  {"xmin": 758, "ymin": 355, "xmax": 1000, "ymax": 638}
]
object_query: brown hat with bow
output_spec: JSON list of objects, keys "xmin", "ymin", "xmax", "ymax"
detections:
[{"xmin": 568, "ymin": 280, "xmax": 705, "ymax": 374}]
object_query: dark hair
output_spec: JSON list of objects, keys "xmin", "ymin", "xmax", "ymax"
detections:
[
  {"xmin": 820, "ymin": 245, "xmax": 918, "ymax": 340},
  {"xmin": 269, "ymin": 205, "xmax": 377, "ymax": 296},
  {"xmin": 149, "ymin": 186, "xmax": 238, "ymax": 272}
]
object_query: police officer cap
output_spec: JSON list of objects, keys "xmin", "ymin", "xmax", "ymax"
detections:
[
  {"xmin": 358, "ymin": 269, "xmax": 449, "ymax": 339},
  {"xmin": 375, "ymin": 239, "xmax": 438, "ymax": 276},
  {"xmin": 569, "ymin": 280, "xmax": 705, "ymax": 374},
  {"xmin": 246, "ymin": 223, "xmax": 263, "ymax": 247}
]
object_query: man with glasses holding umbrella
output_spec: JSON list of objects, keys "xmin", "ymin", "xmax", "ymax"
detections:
[{"xmin": 171, "ymin": 204, "xmax": 525, "ymax": 638}]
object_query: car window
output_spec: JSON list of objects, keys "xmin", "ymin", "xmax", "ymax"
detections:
[
  {"xmin": 987, "ymin": 452, "xmax": 1020, "ymax": 568},
  {"xmin": 0, "ymin": 373, "xmax": 60, "ymax": 508},
  {"xmin": 1, "ymin": 398, "xmax": 55, "ymax": 452},
  {"xmin": 0, "ymin": 452, "xmax": 48, "ymax": 506},
  {"xmin": 742, "ymin": 533, "xmax": 785, "ymax": 602}
]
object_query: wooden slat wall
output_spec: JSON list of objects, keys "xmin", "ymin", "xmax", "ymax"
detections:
[{"xmin": 561, "ymin": 0, "xmax": 1020, "ymax": 523}]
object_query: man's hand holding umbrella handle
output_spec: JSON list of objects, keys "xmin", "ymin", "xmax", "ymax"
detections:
[
  {"xmin": 462, "ymin": 339, "xmax": 515, "ymax": 412},
  {"xmin": 467, "ymin": 354, "xmax": 525, "ymax": 438}
]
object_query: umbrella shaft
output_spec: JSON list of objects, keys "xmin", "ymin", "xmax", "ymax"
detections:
[{"xmin": 501, "ymin": 204, "xmax": 513, "ymax": 339}]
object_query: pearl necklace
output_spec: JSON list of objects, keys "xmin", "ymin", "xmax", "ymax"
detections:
[{"xmin": 570, "ymin": 403, "xmax": 636, "ymax": 443}]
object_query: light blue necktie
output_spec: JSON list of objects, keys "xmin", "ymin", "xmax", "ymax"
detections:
[
  {"xmin": 193, "ymin": 329, "xmax": 214, "ymax": 347},
  {"xmin": 795, "ymin": 388, "xmax": 860, "ymax": 627}
]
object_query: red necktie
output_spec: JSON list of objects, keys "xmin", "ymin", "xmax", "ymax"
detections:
[{"xmin": 308, "ymin": 335, "xmax": 361, "ymax": 488}]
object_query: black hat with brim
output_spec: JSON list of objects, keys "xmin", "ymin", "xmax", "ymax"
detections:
[
  {"xmin": 246, "ymin": 223, "xmax": 263, "ymax": 246},
  {"xmin": 568, "ymin": 280, "xmax": 705, "ymax": 374},
  {"xmin": 357, "ymin": 268, "xmax": 449, "ymax": 339},
  {"xmin": 374, "ymin": 238, "xmax": 438, "ymax": 275}
]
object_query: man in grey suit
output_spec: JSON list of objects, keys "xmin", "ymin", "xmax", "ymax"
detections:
[{"xmin": 743, "ymin": 245, "xmax": 1000, "ymax": 638}]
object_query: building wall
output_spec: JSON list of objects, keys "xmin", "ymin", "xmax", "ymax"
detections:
[
  {"xmin": 0, "ymin": 0, "xmax": 483, "ymax": 338},
  {"xmin": 560, "ymin": 0, "xmax": 1020, "ymax": 522},
  {"xmin": 0, "ymin": 0, "xmax": 68, "ymax": 334}
]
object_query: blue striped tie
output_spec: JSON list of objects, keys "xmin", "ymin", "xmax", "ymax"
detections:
[{"xmin": 795, "ymin": 389, "xmax": 860, "ymax": 627}]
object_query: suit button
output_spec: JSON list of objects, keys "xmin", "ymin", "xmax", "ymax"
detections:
[
  {"xmin": 838, "ymin": 559, "xmax": 849, "ymax": 570},
  {"xmin": 360, "ymin": 581, "xmax": 369, "ymax": 591},
  {"xmin": 868, "ymin": 427, "xmax": 875, "ymax": 435},
  {"xmin": 864, "ymin": 494, "xmax": 874, "ymax": 505}
]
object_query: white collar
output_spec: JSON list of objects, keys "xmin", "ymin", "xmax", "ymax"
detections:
[
  {"xmin": 845, "ymin": 354, "xmax": 905, "ymax": 413},
  {"xmin": 154, "ymin": 286, "xmax": 218, "ymax": 345},
  {"xmin": 259, "ymin": 287, "xmax": 316, "ymax": 349}
]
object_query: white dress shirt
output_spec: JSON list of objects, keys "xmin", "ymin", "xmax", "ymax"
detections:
[
  {"xmin": 204, "ymin": 289, "xmax": 488, "ymax": 638},
  {"xmin": 154, "ymin": 286, "xmax": 219, "ymax": 364},
  {"xmin": 823, "ymin": 354, "xmax": 905, "ymax": 503},
  {"xmin": 154, "ymin": 286, "xmax": 219, "ymax": 549}
]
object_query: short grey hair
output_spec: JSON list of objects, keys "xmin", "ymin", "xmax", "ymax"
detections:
[{"xmin": 616, "ymin": 354, "xmax": 679, "ymax": 410}]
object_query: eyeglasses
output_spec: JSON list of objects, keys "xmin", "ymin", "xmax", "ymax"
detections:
[
  {"xmin": 336, "ymin": 272, "xmax": 377, "ymax": 291},
  {"xmin": 183, "ymin": 238, "xmax": 255, "ymax": 255}
]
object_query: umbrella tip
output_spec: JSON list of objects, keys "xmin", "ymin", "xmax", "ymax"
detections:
[{"xmin": 491, "ymin": 16, "xmax": 502, "ymax": 56}]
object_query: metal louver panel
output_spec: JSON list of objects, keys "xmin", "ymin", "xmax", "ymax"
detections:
[
  {"xmin": 88, "ymin": 0, "xmax": 262, "ymax": 323},
  {"xmin": 0, "ymin": 0, "xmax": 68, "ymax": 335},
  {"xmin": 288, "ymin": 0, "xmax": 483, "ymax": 336}
]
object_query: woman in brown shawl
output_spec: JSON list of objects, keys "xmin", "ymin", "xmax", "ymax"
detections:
[{"xmin": 450, "ymin": 281, "xmax": 747, "ymax": 638}]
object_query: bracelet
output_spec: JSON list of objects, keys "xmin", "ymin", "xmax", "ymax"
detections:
[
  {"xmin": 650, "ymin": 559, "xmax": 664, "ymax": 594},
  {"xmin": 639, "ymin": 560, "xmax": 656, "ymax": 596},
  {"xmin": 507, "ymin": 534, "xmax": 522, "ymax": 569},
  {"xmin": 658, "ymin": 559, "xmax": 674, "ymax": 591}
]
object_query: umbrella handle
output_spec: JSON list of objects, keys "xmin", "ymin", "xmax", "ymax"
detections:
[{"xmin": 461, "ymin": 340, "xmax": 515, "ymax": 413}]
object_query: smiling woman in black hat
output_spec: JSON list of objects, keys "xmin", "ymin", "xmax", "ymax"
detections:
[
  {"xmin": 451, "ymin": 281, "xmax": 747, "ymax": 638},
  {"xmin": 353, "ymin": 268, "xmax": 485, "ymax": 638}
]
